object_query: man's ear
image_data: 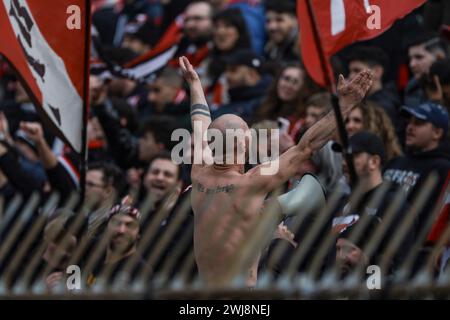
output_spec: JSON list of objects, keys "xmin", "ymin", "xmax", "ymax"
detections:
[
  {"xmin": 435, "ymin": 51, "xmax": 446, "ymax": 60},
  {"xmin": 104, "ymin": 184, "xmax": 115, "ymax": 198},
  {"xmin": 119, "ymin": 117, "xmax": 128, "ymax": 128},
  {"xmin": 432, "ymin": 126, "xmax": 444, "ymax": 141},
  {"xmin": 176, "ymin": 180, "xmax": 183, "ymax": 194},
  {"xmin": 247, "ymin": 68, "xmax": 260, "ymax": 84},
  {"xmin": 373, "ymin": 65, "xmax": 384, "ymax": 81},
  {"xmin": 369, "ymin": 155, "xmax": 381, "ymax": 170}
]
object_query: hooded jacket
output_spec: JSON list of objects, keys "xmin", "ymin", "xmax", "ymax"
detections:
[{"xmin": 383, "ymin": 145, "xmax": 450, "ymax": 230}]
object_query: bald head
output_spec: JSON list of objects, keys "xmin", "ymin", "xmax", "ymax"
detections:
[
  {"xmin": 209, "ymin": 114, "xmax": 249, "ymax": 132},
  {"xmin": 208, "ymin": 114, "xmax": 250, "ymax": 165}
]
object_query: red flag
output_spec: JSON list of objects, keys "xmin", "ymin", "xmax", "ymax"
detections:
[
  {"xmin": 427, "ymin": 171, "xmax": 450, "ymax": 244},
  {"xmin": 0, "ymin": 0, "xmax": 90, "ymax": 153},
  {"xmin": 298, "ymin": 0, "xmax": 426, "ymax": 88}
]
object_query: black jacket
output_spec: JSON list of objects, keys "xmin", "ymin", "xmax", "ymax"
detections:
[
  {"xmin": 384, "ymin": 145, "xmax": 450, "ymax": 231},
  {"xmin": 369, "ymin": 83, "xmax": 401, "ymax": 128},
  {"xmin": 403, "ymin": 77, "xmax": 427, "ymax": 108},
  {"xmin": 93, "ymin": 98, "xmax": 141, "ymax": 169},
  {"xmin": 212, "ymin": 75, "xmax": 273, "ymax": 123}
]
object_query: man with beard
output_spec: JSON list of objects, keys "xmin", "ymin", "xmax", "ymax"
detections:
[
  {"xmin": 87, "ymin": 198, "xmax": 145, "ymax": 287},
  {"xmin": 182, "ymin": 1, "xmax": 213, "ymax": 46},
  {"xmin": 175, "ymin": 1, "xmax": 213, "ymax": 69},
  {"xmin": 140, "ymin": 153, "xmax": 189, "ymax": 278},
  {"xmin": 384, "ymin": 102, "xmax": 450, "ymax": 272},
  {"xmin": 142, "ymin": 152, "xmax": 182, "ymax": 205},
  {"xmin": 332, "ymin": 132, "xmax": 412, "ymax": 273},
  {"xmin": 333, "ymin": 132, "xmax": 393, "ymax": 225},
  {"xmin": 264, "ymin": 0, "xmax": 300, "ymax": 69}
]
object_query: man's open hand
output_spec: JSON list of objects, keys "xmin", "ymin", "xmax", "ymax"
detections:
[
  {"xmin": 179, "ymin": 56, "xmax": 200, "ymax": 84},
  {"xmin": 274, "ymin": 222, "xmax": 297, "ymax": 248},
  {"xmin": 337, "ymin": 70, "xmax": 373, "ymax": 109}
]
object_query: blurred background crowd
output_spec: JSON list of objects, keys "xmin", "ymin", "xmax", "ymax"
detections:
[{"xmin": 0, "ymin": 0, "xmax": 449, "ymax": 293}]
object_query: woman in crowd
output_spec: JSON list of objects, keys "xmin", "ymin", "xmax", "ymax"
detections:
[
  {"xmin": 206, "ymin": 8, "xmax": 252, "ymax": 108},
  {"xmin": 345, "ymin": 100, "xmax": 403, "ymax": 161},
  {"xmin": 253, "ymin": 63, "xmax": 318, "ymax": 133}
]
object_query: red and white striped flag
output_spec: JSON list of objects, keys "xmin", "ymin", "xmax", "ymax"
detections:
[
  {"xmin": 0, "ymin": 0, "xmax": 90, "ymax": 153},
  {"xmin": 118, "ymin": 14, "xmax": 183, "ymax": 82}
]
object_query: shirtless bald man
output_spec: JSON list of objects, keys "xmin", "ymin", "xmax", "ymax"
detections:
[{"xmin": 179, "ymin": 56, "xmax": 373, "ymax": 287}]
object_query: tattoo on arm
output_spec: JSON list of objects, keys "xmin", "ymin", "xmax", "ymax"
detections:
[
  {"xmin": 191, "ymin": 110, "xmax": 211, "ymax": 117},
  {"xmin": 191, "ymin": 104, "xmax": 210, "ymax": 117},
  {"xmin": 300, "ymin": 111, "xmax": 337, "ymax": 152}
]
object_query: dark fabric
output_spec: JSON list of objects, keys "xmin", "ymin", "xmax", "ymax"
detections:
[
  {"xmin": 93, "ymin": 0, "xmax": 163, "ymax": 46},
  {"xmin": 384, "ymin": 146, "xmax": 450, "ymax": 238},
  {"xmin": 212, "ymin": 75, "xmax": 272, "ymax": 122},
  {"xmin": 0, "ymin": 145, "xmax": 44, "ymax": 197},
  {"xmin": 0, "ymin": 101, "xmax": 40, "ymax": 136},
  {"xmin": 93, "ymin": 98, "xmax": 141, "ymax": 169},
  {"xmin": 404, "ymin": 77, "xmax": 427, "ymax": 108},
  {"xmin": 258, "ymin": 238, "xmax": 296, "ymax": 278},
  {"xmin": 141, "ymin": 99, "xmax": 191, "ymax": 131},
  {"xmin": 369, "ymin": 82, "xmax": 402, "ymax": 127},
  {"xmin": 141, "ymin": 189, "xmax": 196, "ymax": 281},
  {"xmin": 126, "ymin": 83, "xmax": 149, "ymax": 115},
  {"xmin": 46, "ymin": 162, "xmax": 78, "ymax": 203},
  {"xmin": 88, "ymin": 252, "xmax": 148, "ymax": 286},
  {"xmin": 264, "ymin": 29, "xmax": 300, "ymax": 70},
  {"xmin": 341, "ymin": 184, "xmax": 414, "ymax": 272}
]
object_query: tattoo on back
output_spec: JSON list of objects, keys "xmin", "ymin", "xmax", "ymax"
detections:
[{"xmin": 196, "ymin": 182, "xmax": 235, "ymax": 194}]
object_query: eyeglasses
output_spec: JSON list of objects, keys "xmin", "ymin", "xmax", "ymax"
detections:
[
  {"xmin": 86, "ymin": 181, "xmax": 105, "ymax": 189},
  {"xmin": 185, "ymin": 15, "xmax": 210, "ymax": 23},
  {"xmin": 280, "ymin": 75, "xmax": 301, "ymax": 86}
]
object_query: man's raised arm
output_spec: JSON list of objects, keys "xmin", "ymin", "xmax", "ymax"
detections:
[
  {"xmin": 179, "ymin": 56, "xmax": 211, "ymax": 136},
  {"xmin": 251, "ymin": 70, "xmax": 374, "ymax": 191}
]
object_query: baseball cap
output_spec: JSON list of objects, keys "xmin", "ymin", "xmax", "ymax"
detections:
[
  {"xmin": 333, "ymin": 131, "xmax": 386, "ymax": 164},
  {"xmin": 401, "ymin": 102, "xmax": 449, "ymax": 135},
  {"xmin": 225, "ymin": 49, "xmax": 264, "ymax": 73}
]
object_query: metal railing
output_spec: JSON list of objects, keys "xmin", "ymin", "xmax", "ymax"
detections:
[{"xmin": 1, "ymin": 173, "xmax": 449, "ymax": 299}]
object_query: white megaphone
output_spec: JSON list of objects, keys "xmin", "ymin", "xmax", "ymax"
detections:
[{"xmin": 277, "ymin": 173, "xmax": 326, "ymax": 218}]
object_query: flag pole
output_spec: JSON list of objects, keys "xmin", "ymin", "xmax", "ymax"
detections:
[
  {"xmin": 80, "ymin": 0, "xmax": 92, "ymax": 200},
  {"xmin": 305, "ymin": 0, "xmax": 358, "ymax": 186}
]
